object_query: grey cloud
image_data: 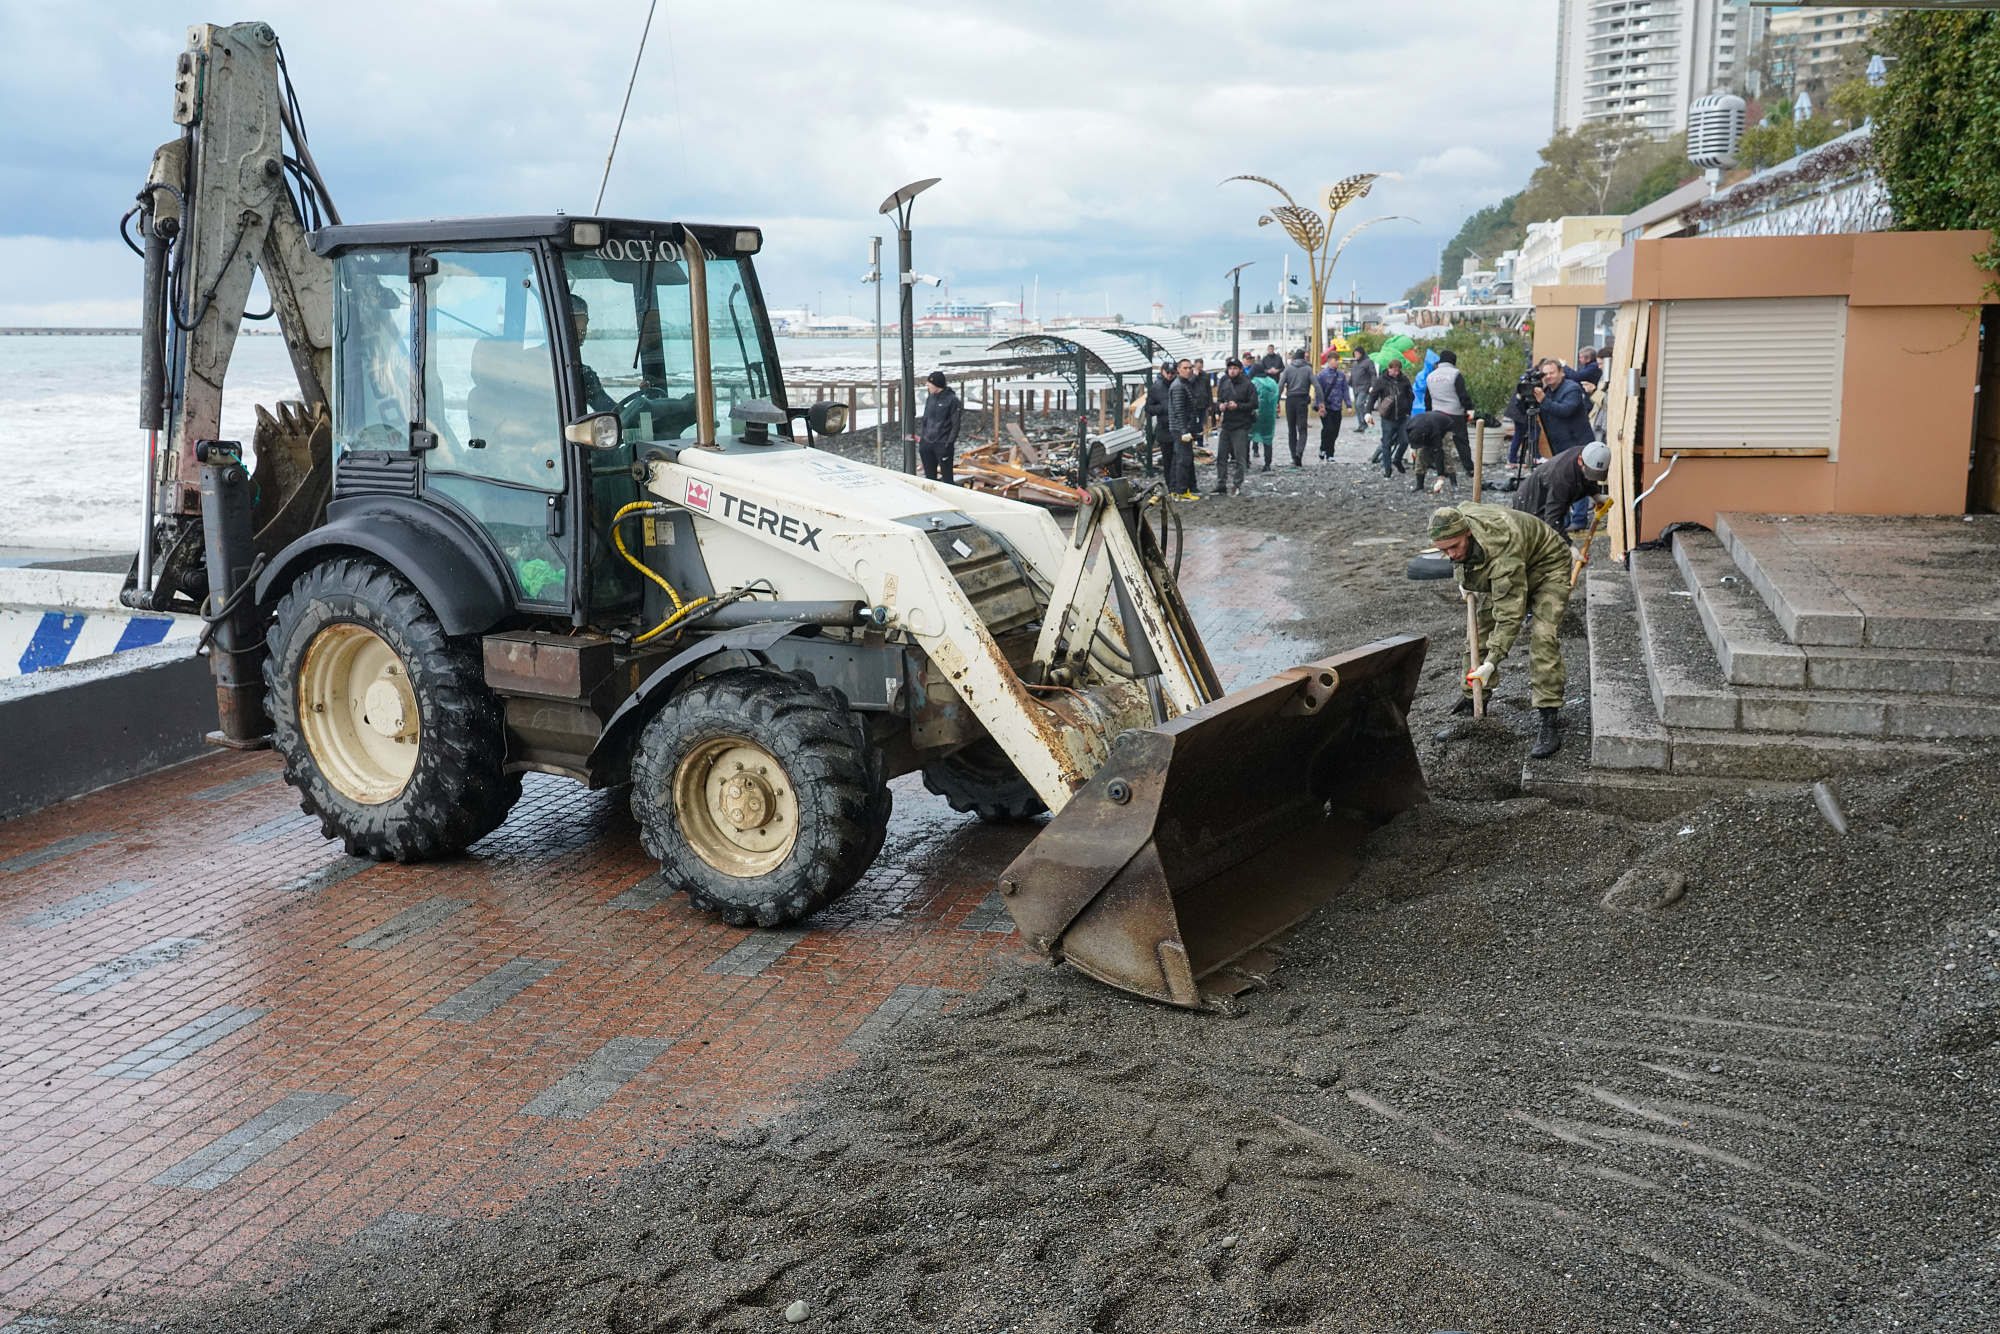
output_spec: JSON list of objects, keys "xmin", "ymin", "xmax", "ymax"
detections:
[{"xmin": 2, "ymin": 0, "xmax": 1556, "ymax": 321}]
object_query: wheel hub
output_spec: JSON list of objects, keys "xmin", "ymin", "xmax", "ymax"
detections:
[
  {"xmin": 298, "ymin": 623, "xmax": 420, "ymax": 805},
  {"xmin": 717, "ymin": 768, "xmax": 775, "ymax": 830},
  {"xmin": 673, "ymin": 740, "xmax": 799, "ymax": 877}
]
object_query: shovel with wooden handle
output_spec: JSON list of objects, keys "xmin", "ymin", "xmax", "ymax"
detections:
[
  {"xmin": 1572, "ymin": 497, "xmax": 1614, "ymax": 587},
  {"xmin": 1464, "ymin": 589, "xmax": 1485, "ymax": 719}
]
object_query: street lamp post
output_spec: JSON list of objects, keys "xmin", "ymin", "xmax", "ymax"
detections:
[
  {"xmin": 878, "ymin": 178, "xmax": 941, "ymax": 475},
  {"xmin": 863, "ymin": 236, "xmax": 884, "ymax": 467},
  {"xmin": 1223, "ymin": 262, "xmax": 1255, "ymax": 364}
]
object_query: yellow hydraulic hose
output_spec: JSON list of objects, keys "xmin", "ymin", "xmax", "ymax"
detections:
[{"xmin": 611, "ymin": 501, "xmax": 710, "ymax": 644}]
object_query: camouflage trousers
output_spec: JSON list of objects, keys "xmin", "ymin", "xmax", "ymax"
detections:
[{"xmin": 1460, "ymin": 576, "xmax": 1573, "ymax": 709}]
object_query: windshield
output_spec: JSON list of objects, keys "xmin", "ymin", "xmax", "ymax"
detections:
[{"xmin": 559, "ymin": 238, "xmax": 779, "ymax": 447}]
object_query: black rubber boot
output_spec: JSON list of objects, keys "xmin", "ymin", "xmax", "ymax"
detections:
[
  {"xmin": 1450, "ymin": 696, "xmax": 1475, "ymax": 717},
  {"xmin": 1530, "ymin": 707, "xmax": 1562, "ymax": 759}
]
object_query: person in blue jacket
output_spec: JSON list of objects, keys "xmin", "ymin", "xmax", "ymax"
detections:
[{"xmin": 1412, "ymin": 347, "xmax": 1439, "ymax": 414}]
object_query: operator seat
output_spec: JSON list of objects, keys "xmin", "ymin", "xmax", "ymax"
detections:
[{"xmin": 467, "ymin": 338, "xmax": 555, "ymax": 455}]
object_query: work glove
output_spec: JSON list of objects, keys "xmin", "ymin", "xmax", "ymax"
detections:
[
  {"xmin": 1570, "ymin": 545, "xmax": 1586, "ymax": 563},
  {"xmin": 1466, "ymin": 661, "xmax": 1496, "ymax": 689},
  {"xmin": 1181, "ymin": 433, "xmax": 1193, "ymax": 443}
]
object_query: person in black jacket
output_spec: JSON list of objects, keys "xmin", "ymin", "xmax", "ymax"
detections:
[
  {"xmin": 1532, "ymin": 359, "xmax": 1594, "ymax": 453},
  {"xmin": 1144, "ymin": 362, "xmax": 1175, "ymax": 477},
  {"xmin": 1213, "ymin": 358, "xmax": 1257, "ymax": 495},
  {"xmin": 1188, "ymin": 358, "xmax": 1214, "ymax": 462},
  {"xmin": 1348, "ymin": 351, "xmax": 1377, "ymax": 439},
  {"xmin": 918, "ymin": 371, "xmax": 962, "ymax": 483},
  {"xmin": 1165, "ymin": 359, "xmax": 1203, "ymax": 498},
  {"xmin": 1370, "ymin": 361, "xmax": 1414, "ymax": 477},
  {"xmin": 1405, "ymin": 409, "xmax": 1458, "ymax": 493},
  {"xmin": 1514, "ymin": 441, "xmax": 1609, "ymax": 534}
]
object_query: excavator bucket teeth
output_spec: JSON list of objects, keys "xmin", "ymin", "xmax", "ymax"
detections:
[{"xmin": 998, "ymin": 635, "xmax": 1430, "ymax": 1008}]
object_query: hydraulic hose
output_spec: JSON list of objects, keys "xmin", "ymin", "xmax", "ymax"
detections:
[{"xmin": 611, "ymin": 501, "xmax": 710, "ymax": 644}]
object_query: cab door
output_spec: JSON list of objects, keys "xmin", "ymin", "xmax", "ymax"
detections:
[{"xmin": 417, "ymin": 248, "xmax": 576, "ymax": 614}]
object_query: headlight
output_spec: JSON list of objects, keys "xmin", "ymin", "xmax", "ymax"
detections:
[
  {"xmin": 571, "ymin": 222, "xmax": 603, "ymax": 248},
  {"xmin": 563, "ymin": 411, "xmax": 622, "ymax": 449},
  {"xmin": 807, "ymin": 401, "xmax": 848, "ymax": 436},
  {"xmin": 734, "ymin": 229, "xmax": 762, "ymax": 254}
]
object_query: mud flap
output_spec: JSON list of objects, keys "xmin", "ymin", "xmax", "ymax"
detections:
[{"xmin": 997, "ymin": 634, "xmax": 1430, "ymax": 1007}]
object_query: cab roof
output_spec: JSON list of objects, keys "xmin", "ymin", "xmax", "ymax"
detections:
[{"xmin": 307, "ymin": 216, "xmax": 759, "ymax": 257}]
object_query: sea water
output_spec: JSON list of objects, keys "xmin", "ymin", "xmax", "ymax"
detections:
[{"xmin": 0, "ymin": 334, "xmax": 946, "ymax": 551}]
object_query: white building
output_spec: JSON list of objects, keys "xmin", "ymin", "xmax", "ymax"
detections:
[
  {"xmin": 1554, "ymin": 0, "xmax": 1764, "ymax": 137},
  {"xmin": 1766, "ymin": 5, "xmax": 1884, "ymax": 99}
]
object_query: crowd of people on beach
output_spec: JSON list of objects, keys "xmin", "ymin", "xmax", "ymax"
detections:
[{"xmin": 1138, "ymin": 340, "xmax": 1609, "ymax": 514}]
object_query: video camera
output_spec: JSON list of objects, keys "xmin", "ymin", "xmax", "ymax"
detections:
[{"xmin": 1514, "ymin": 368, "xmax": 1542, "ymax": 415}]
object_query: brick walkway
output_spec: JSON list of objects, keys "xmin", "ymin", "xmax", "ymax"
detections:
[{"xmin": 0, "ymin": 525, "xmax": 1307, "ymax": 1324}]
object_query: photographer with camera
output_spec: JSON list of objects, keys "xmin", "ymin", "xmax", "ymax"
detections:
[
  {"xmin": 1503, "ymin": 365, "xmax": 1542, "ymax": 470},
  {"xmin": 1532, "ymin": 358, "xmax": 1594, "ymax": 454}
]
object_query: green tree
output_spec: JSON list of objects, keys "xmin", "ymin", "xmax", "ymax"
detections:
[
  {"xmin": 1873, "ymin": 9, "xmax": 2000, "ymax": 271},
  {"xmin": 1441, "ymin": 193, "xmax": 1526, "ymax": 285},
  {"xmin": 1512, "ymin": 124, "xmax": 1689, "ymax": 223},
  {"xmin": 1403, "ymin": 275, "xmax": 1438, "ymax": 305}
]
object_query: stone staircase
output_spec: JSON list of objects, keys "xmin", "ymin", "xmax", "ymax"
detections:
[{"xmin": 1587, "ymin": 512, "xmax": 2000, "ymax": 779}]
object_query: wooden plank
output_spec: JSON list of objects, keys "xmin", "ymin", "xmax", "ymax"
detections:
[
  {"xmin": 1601, "ymin": 301, "xmax": 1642, "ymax": 560},
  {"xmin": 1609, "ymin": 300, "xmax": 1651, "ymax": 560}
]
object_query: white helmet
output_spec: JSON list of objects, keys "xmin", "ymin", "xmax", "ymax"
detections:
[{"xmin": 1580, "ymin": 441, "xmax": 1611, "ymax": 479}]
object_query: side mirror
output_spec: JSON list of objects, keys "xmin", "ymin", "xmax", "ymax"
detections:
[
  {"xmin": 563, "ymin": 412, "xmax": 622, "ymax": 449},
  {"xmin": 806, "ymin": 401, "xmax": 849, "ymax": 436}
]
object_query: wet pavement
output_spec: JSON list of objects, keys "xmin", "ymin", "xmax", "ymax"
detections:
[{"xmin": 0, "ymin": 523, "xmax": 1314, "ymax": 1323}]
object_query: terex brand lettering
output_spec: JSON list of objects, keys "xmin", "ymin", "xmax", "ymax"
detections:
[{"xmin": 718, "ymin": 492, "xmax": 823, "ymax": 551}]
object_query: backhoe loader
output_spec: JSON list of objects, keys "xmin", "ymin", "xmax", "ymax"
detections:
[{"xmin": 121, "ymin": 20, "xmax": 1430, "ymax": 1008}]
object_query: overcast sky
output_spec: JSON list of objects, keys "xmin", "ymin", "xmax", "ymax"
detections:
[{"xmin": 0, "ymin": 0, "xmax": 1557, "ymax": 327}]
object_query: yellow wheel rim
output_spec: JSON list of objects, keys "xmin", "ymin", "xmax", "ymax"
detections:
[
  {"xmin": 672, "ymin": 737, "xmax": 800, "ymax": 877},
  {"xmin": 298, "ymin": 623, "xmax": 420, "ymax": 805}
]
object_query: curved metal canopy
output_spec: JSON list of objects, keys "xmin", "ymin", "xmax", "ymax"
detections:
[
  {"xmin": 1107, "ymin": 324, "xmax": 1204, "ymax": 366},
  {"xmin": 987, "ymin": 330, "xmax": 1152, "ymax": 377}
]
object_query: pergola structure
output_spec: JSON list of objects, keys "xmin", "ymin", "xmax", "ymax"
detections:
[
  {"xmin": 1105, "ymin": 324, "xmax": 1204, "ymax": 369},
  {"xmin": 979, "ymin": 330, "xmax": 1155, "ymax": 455}
]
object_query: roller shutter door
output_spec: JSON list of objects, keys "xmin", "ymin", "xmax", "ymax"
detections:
[{"xmin": 1655, "ymin": 296, "xmax": 1846, "ymax": 455}]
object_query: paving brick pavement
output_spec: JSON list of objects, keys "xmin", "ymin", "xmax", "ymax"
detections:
[{"xmin": 0, "ymin": 524, "xmax": 1309, "ymax": 1324}]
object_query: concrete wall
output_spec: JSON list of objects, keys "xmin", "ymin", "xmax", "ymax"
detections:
[
  {"xmin": 0, "ymin": 638, "xmax": 219, "ymax": 822},
  {"xmin": 1605, "ymin": 231, "xmax": 1993, "ymax": 539}
]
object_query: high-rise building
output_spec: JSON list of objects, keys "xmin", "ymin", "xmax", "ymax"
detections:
[
  {"xmin": 1764, "ymin": 6, "xmax": 1883, "ymax": 100},
  {"xmin": 1554, "ymin": 0, "xmax": 1766, "ymax": 137}
]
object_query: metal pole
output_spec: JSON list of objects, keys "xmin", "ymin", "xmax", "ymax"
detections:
[
  {"xmin": 1231, "ymin": 270, "xmax": 1240, "ymax": 365},
  {"xmin": 871, "ymin": 236, "xmax": 884, "ymax": 468},
  {"xmin": 594, "ymin": 0, "xmax": 660, "ymax": 214},
  {"xmin": 899, "ymin": 224, "xmax": 916, "ymax": 475}
]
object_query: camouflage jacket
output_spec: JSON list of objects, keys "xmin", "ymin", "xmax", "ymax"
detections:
[{"xmin": 1451, "ymin": 502, "xmax": 1570, "ymax": 661}]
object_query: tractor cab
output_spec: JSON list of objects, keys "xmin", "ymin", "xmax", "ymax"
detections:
[{"xmin": 312, "ymin": 215, "xmax": 787, "ymax": 632}]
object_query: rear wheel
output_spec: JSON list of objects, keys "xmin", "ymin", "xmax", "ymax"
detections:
[
  {"xmin": 265, "ymin": 556, "xmax": 520, "ymax": 861},
  {"xmin": 632, "ymin": 669, "xmax": 889, "ymax": 927},
  {"xmin": 922, "ymin": 737, "xmax": 1047, "ymax": 824}
]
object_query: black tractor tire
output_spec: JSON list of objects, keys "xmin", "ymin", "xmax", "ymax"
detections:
[
  {"xmin": 631, "ymin": 668, "xmax": 890, "ymax": 927},
  {"xmin": 922, "ymin": 737, "xmax": 1048, "ymax": 824},
  {"xmin": 264, "ymin": 556, "xmax": 520, "ymax": 862}
]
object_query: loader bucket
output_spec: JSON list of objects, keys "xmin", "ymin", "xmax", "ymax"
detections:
[{"xmin": 997, "ymin": 634, "xmax": 1430, "ymax": 1008}]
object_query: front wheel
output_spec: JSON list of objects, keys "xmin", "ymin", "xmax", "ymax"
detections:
[
  {"xmin": 922, "ymin": 737, "xmax": 1047, "ymax": 824},
  {"xmin": 632, "ymin": 669, "xmax": 889, "ymax": 927},
  {"xmin": 264, "ymin": 556, "xmax": 520, "ymax": 861}
]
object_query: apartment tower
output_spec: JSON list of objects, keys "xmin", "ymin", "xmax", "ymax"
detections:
[{"xmin": 1554, "ymin": 0, "xmax": 1763, "ymax": 137}]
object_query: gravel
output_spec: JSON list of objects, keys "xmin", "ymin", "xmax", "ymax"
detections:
[{"xmin": 78, "ymin": 451, "xmax": 2000, "ymax": 1333}]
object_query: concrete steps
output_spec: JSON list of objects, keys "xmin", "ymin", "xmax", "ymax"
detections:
[
  {"xmin": 1584, "ymin": 569, "xmax": 1955, "ymax": 779},
  {"xmin": 1717, "ymin": 512, "xmax": 2000, "ymax": 653},
  {"xmin": 1678, "ymin": 528, "xmax": 2000, "ymax": 695},
  {"xmin": 1629, "ymin": 547, "xmax": 2000, "ymax": 741}
]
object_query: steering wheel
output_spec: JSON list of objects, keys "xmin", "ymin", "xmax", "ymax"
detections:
[{"xmin": 618, "ymin": 385, "xmax": 700, "ymax": 439}]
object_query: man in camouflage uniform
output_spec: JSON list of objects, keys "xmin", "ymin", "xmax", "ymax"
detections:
[{"xmin": 1429, "ymin": 503, "xmax": 1574, "ymax": 758}]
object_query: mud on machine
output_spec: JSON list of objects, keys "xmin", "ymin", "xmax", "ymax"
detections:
[{"xmin": 120, "ymin": 20, "xmax": 1432, "ymax": 1008}]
